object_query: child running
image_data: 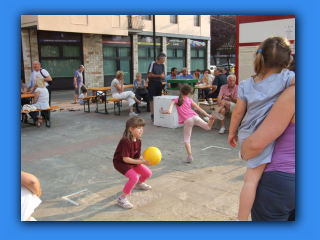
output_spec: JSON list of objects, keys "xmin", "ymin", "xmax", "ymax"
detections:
[
  {"xmin": 113, "ymin": 116, "xmax": 152, "ymax": 209},
  {"xmin": 162, "ymin": 84, "xmax": 224, "ymax": 162},
  {"xmin": 228, "ymin": 36, "xmax": 295, "ymax": 221}
]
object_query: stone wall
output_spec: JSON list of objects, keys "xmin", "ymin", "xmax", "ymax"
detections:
[
  {"xmin": 82, "ymin": 34, "xmax": 104, "ymax": 87},
  {"xmin": 21, "ymin": 29, "xmax": 39, "ymax": 85}
]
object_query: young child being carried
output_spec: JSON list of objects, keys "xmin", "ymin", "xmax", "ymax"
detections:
[
  {"xmin": 162, "ymin": 84, "xmax": 224, "ymax": 163},
  {"xmin": 113, "ymin": 116, "xmax": 153, "ymax": 209},
  {"xmin": 228, "ymin": 36, "xmax": 295, "ymax": 221}
]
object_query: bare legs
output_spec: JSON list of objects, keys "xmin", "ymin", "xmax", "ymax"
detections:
[{"xmin": 238, "ymin": 164, "xmax": 266, "ymax": 221}]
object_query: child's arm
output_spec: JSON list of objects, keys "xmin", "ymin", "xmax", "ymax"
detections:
[
  {"xmin": 228, "ymin": 98, "xmax": 246, "ymax": 147},
  {"xmin": 123, "ymin": 157, "xmax": 152, "ymax": 165},
  {"xmin": 291, "ymin": 76, "xmax": 295, "ymax": 85},
  {"xmin": 191, "ymin": 101, "xmax": 211, "ymax": 118},
  {"xmin": 162, "ymin": 100, "xmax": 175, "ymax": 114},
  {"xmin": 21, "ymin": 171, "xmax": 42, "ymax": 198}
]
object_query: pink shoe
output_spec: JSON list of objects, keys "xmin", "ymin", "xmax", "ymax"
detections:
[
  {"xmin": 185, "ymin": 155, "xmax": 194, "ymax": 163},
  {"xmin": 210, "ymin": 111, "xmax": 224, "ymax": 120}
]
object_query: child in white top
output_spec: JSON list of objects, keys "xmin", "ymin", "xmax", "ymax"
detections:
[{"xmin": 228, "ymin": 36, "xmax": 295, "ymax": 221}]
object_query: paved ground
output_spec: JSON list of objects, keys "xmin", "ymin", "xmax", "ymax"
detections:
[{"xmin": 21, "ymin": 90, "xmax": 247, "ymax": 221}]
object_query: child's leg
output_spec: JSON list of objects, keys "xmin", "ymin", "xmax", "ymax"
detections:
[
  {"xmin": 123, "ymin": 169, "xmax": 139, "ymax": 195},
  {"xmin": 194, "ymin": 116, "xmax": 213, "ymax": 130},
  {"xmin": 183, "ymin": 118, "xmax": 194, "ymax": 156},
  {"xmin": 238, "ymin": 164, "xmax": 267, "ymax": 221},
  {"xmin": 133, "ymin": 164, "xmax": 152, "ymax": 183}
]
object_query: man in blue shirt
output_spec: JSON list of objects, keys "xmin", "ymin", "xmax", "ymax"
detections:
[
  {"xmin": 165, "ymin": 67, "xmax": 180, "ymax": 91},
  {"xmin": 179, "ymin": 67, "xmax": 194, "ymax": 79}
]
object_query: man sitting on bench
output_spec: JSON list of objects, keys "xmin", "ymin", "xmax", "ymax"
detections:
[{"xmin": 215, "ymin": 75, "xmax": 238, "ymax": 134}]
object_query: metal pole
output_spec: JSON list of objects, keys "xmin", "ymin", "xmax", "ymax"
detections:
[{"xmin": 153, "ymin": 15, "xmax": 156, "ymax": 61}]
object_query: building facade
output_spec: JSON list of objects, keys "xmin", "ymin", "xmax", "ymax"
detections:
[{"xmin": 21, "ymin": 15, "xmax": 211, "ymax": 90}]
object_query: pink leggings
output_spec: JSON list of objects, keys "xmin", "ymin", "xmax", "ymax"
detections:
[
  {"xmin": 184, "ymin": 116, "xmax": 211, "ymax": 142},
  {"xmin": 123, "ymin": 164, "xmax": 152, "ymax": 194}
]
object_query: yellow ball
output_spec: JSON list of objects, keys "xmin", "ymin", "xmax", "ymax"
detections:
[{"xmin": 143, "ymin": 147, "xmax": 162, "ymax": 166}]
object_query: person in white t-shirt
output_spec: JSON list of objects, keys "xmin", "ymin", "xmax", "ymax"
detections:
[
  {"xmin": 28, "ymin": 78, "xmax": 49, "ymax": 128},
  {"xmin": 28, "ymin": 61, "xmax": 52, "ymax": 105}
]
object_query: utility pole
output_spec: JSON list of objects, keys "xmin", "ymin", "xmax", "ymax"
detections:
[{"xmin": 153, "ymin": 15, "xmax": 156, "ymax": 61}]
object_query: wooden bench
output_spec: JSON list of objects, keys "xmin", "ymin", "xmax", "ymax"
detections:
[
  {"xmin": 107, "ymin": 98, "xmax": 122, "ymax": 116},
  {"xmin": 77, "ymin": 96, "xmax": 96, "ymax": 113},
  {"xmin": 21, "ymin": 106, "xmax": 60, "ymax": 128}
]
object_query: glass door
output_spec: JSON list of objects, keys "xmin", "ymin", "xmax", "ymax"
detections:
[{"xmin": 120, "ymin": 60, "xmax": 131, "ymax": 84}]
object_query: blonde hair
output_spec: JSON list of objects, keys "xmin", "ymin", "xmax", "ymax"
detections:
[
  {"xmin": 116, "ymin": 70, "xmax": 124, "ymax": 79},
  {"xmin": 121, "ymin": 116, "xmax": 145, "ymax": 142},
  {"xmin": 252, "ymin": 36, "xmax": 293, "ymax": 77},
  {"xmin": 177, "ymin": 84, "xmax": 193, "ymax": 106},
  {"xmin": 35, "ymin": 78, "xmax": 45, "ymax": 88}
]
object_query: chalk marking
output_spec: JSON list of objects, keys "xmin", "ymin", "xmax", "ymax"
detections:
[
  {"xmin": 202, "ymin": 146, "xmax": 231, "ymax": 151},
  {"xmin": 61, "ymin": 189, "xmax": 88, "ymax": 206}
]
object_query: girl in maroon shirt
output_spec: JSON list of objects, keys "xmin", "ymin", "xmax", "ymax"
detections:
[{"xmin": 113, "ymin": 116, "xmax": 152, "ymax": 209}]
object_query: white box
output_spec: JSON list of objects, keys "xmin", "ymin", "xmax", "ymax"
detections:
[{"xmin": 153, "ymin": 95, "xmax": 183, "ymax": 129}]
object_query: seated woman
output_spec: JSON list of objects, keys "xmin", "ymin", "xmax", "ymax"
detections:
[
  {"xmin": 199, "ymin": 69, "xmax": 214, "ymax": 98},
  {"xmin": 21, "ymin": 80, "xmax": 30, "ymax": 123},
  {"xmin": 111, "ymin": 70, "xmax": 141, "ymax": 117},
  {"xmin": 28, "ymin": 78, "xmax": 49, "ymax": 128},
  {"xmin": 193, "ymin": 69, "xmax": 201, "ymax": 80},
  {"xmin": 133, "ymin": 72, "xmax": 150, "ymax": 113},
  {"xmin": 21, "ymin": 171, "xmax": 42, "ymax": 221}
]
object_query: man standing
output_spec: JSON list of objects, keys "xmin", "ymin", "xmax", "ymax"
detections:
[
  {"xmin": 205, "ymin": 67, "xmax": 227, "ymax": 99},
  {"xmin": 73, "ymin": 65, "xmax": 86, "ymax": 104},
  {"xmin": 210, "ymin": 75, "xmax": 238, "ymax": 134},
  {"xmin": 148, "ymin": 52, "xmax": 166, "ymax": 121},
  {"xmin": 28, "ymin": 61, "xmax": 52, "ymax": 105},
  {"xmin": 165, "ymin": 67, "xmax": 180, "ymax": 91}
]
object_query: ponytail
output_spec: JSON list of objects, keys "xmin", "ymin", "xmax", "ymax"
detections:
[
  {"xmin": 252, "ymin": 51, "xmax": 265, "ymax": 77},
  {"xmin": 177, "ymin": 91, "xmax": 185, "ymax": 106}
]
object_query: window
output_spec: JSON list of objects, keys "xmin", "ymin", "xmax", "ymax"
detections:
[
  {"xmin": 191, "ymin": 49, "xmax": 206, "ymax": 71},
  {"xmin": 103, "ymin": 46, "xmax": 131, "ymax": 83},
  {"xmin": 138, "ymin": 47, "xmax": 161, "ymax": 74},
  {"xmin": 170, "ymin": 15, "xmax": 177, "ymax": 24},
  {"xmin": 167, "ymin": 49, "xmax": 185, "ymax": 74},
  {"xmin": 142, "ymin": 15, "xmax": 151, "ymax": 20},
  {"xmin": 194, "ymin": 15, "xmax": 200, "ymax": 26},
  {"xmin": 40, "ymin": 45, "xmax": 82, "ymax": 78}
]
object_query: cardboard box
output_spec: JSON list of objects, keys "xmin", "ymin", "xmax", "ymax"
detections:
[{"xmin": 154, "ymin": 95, "xmax": 183, "ymax": 129}]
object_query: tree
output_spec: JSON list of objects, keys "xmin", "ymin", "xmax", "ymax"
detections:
[{"xmin": 210, "ymin": 15, "xmax": 236, "ymax": 67}]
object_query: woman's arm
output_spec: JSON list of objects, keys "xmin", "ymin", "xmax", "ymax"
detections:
[
  {"xmin": 33, "ymin": 91, "xmax": 40, "ymax": 104},
  {"xmin": 191, "ymin": 101, "xmax": 211, "ymax": 118},
  {"xmin": 21, "ymin": 171, "xmax": 42, "ymax": 198},
  {"xmin": 241, "ymin": 86, "xmax": 295, "ymax": 160},
  {"xmin": 162, "ymin": 101, "xmax": 175, "ymax": 114},
  {"xmin": 228, "ymin": 98, "xmax": 247, "ymax": 147}
]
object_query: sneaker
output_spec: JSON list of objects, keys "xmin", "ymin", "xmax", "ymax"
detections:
[
  {"xmin": 129, "ymin": 112, "xmax": 138, "ymax": 117},
  {"xmin": 203, "ymin": 116, "xmax": 210, "ymax": 122},
  {"xmin": 117, "ymin": 197, "xmax": 133, "ymax": 209},
  {"xmin": 185, "ymin": 155, "xmax": 194, "ymax": 163},
  {"xmin": 134, "ymin": 182, "xmax": 152, "ymax": 190},
  {"xmin": 151, "ymin": 114, "xmax": 154, "ymax": 121},
  {"xmin": 219, "ymin": 126, "xmax": 226, "ymax": 134},
  {"xmin": 211, "ymin": 111, "xmax": 224, "ymax": 120},
  {"xmin": 139, "ymin": 101, "xmax": 147, "ymax": 108}
]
